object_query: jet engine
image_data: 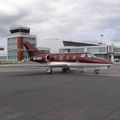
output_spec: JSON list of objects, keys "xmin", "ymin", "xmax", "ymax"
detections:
[
  {"xmin": 45, "ymin": 55, "xmax": 51, "ymax": 62},
  {"xmin": 32, "ymin": 54, "xmax": 51, "ymax": 63}
]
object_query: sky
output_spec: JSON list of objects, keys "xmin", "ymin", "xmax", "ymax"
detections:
[{"xmin": 0, "ymin": 0, "xmax": 120, "ymax": 48}]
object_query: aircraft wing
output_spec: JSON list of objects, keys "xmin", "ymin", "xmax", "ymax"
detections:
[{"xmin": 46, "ymin": 62, "xmax": 68, "ymax": 67}]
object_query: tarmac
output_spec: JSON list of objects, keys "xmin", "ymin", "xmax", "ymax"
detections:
[{"xmin": 0, "ymin": 63, "xmax": 120, "ymax": 120}]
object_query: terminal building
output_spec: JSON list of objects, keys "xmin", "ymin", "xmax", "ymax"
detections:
[
  {"xmin": 38, "ymin": 47, "xmax": 50, "ymax": 54},
  {"xmin": 0, "ymin": 47, "xmax": 6, "ymax": 61},
  {"xmin": 7, "ymin": 26, "xmax": 36, "ymax": 63},
  {"xmin": 59, "ymin": 41, "xmax": 120, "ymax": 62}
]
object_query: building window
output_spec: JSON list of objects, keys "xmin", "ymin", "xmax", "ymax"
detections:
[{"xmin": 99, "ymin": 47, "xmax": 106, "ymax": 53}]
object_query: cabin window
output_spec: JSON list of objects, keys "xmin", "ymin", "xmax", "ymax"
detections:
[
  {"xmin": 66, "ymin": 55, "xmax": 70, "ymax": 60},
  {"xmin": 73, "ymin": 55, "xmax": 76, "ymax": 60},
  {"xmin": 81, "ymin": 54, "xmax": 86, "ymax": 58},
  {"xmin": 54, "ymin": 56, "xmax": 57, "ymax": 59},
  {"xmin": 59, "ymin": 55, "xmax": 64, "ymax": 60}
]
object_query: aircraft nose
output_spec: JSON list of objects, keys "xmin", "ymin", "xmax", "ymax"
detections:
[
  {"xmin": 99, "ymin": 58, "xmax": 113, "ymax": 64},
  {"xmin": 107, "ymin": 61, "xmax": 113, "ymax": 64}
]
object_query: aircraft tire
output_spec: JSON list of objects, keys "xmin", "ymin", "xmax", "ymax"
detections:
[
  {"xmin": 67, "ymin": 67, "xmax": 70, "ymax": 71},
  {"xmin": 46, "ymin": 67, "xmax": 52, "ymax": 74},
  {"xmin": 94, "ymin": 69, "xmax": 100, "ymax": 74},
  {"xmin": 62, "ymin": 67, "xmax": 67, "ymax": 73}
]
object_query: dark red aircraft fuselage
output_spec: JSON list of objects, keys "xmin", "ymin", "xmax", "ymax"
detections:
[{"xmin": 24, "ymin": 41, "xmax": 113, "ymax": 73}]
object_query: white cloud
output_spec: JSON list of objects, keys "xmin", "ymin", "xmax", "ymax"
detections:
[{"xmin": 0, "ymin": 0, "xmax": 120, "ymax": 48}]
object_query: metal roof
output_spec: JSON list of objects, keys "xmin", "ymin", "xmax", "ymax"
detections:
[{"xmin": 63, "ymin": 41, "xmax": 99, "ymax": 47}]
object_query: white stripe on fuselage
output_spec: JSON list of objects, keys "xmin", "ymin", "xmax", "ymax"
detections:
[{"xmin": 46, "ymin": 62, "xmax": 111, "ymax": 68}]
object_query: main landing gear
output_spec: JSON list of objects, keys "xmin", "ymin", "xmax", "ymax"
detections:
[
  {"xmin": 46, "ymin": 67, "xmax": 70, "ymax": 74},
  {"xmin": 62, "ymin": 67, "xmax": 70, "ymax": 73},
  {"xmin": 46, "ymin": 67, "xmax": 52, "ymax": 74},
  {"xmin": 94, "ymin": 69, "xmax": 100, "ymax": 74}
]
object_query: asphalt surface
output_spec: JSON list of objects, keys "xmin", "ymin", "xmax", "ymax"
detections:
[{"xmin": 0, "ymin": 63, "xmax": 120, "ymax": 120}]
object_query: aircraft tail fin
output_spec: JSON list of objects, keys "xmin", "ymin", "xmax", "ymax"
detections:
[{"xmin": 23, "ymin": 41, "xmax": 41, "ymax": 57}]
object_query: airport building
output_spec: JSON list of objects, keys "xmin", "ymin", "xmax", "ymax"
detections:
[
  {"xmin": 38, "ymin": 47, "xmax": 50, "ymax": 54},
  {"xmin": 59, "ymin": 41, "xmax": 120, "ymax": 62},
  {"xmin": 0, "ymin": 48, "xmax": 6, "ymax": 61},
  {"xmin": 7, "ymin": 26, "xmax": 37, "ymax": 63}
]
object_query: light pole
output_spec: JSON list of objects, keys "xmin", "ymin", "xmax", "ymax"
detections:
[{"xmin": 100, "ymin": 34, "xmax": 104, "ymax": 44}]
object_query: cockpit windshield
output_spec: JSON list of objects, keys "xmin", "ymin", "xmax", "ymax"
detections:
[
  {"xmin": 81, "ymin": 53, "xmax": 96, "ymax": 58},
  {"xmin": 87, "ymin": 53, "xmax": 96, "ymax": 58}
]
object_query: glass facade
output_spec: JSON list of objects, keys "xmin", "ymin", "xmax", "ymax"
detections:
[
  {"xmin": 23, "ymin": 51, "xmax": 29, "ymax": 59},
  {"xmin": 7, "ymin": 37, "xmax": 18, "ymax": 61},
  {"xmin": 87, "ymin": 47, "xmax": 107, "ymax": 54},
  {"xmin": 114, "ymin": 48, "xmax": 120, "ymax": 53},
  {"xmin": 59, "ymin": 48, "xmax": 84, "ymax": 53},
  {"xmin": 60, "ymin": 46, "xmax": 113, "ymax": 54},
  {"xmin": 70, "ymin": 48, "xmax": 84, "ymax": 53}
]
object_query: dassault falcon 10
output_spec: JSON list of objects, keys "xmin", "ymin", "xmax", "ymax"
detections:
[{"xmin": 24, "ymin": 41, "xmax": 113, "ymax": 74}]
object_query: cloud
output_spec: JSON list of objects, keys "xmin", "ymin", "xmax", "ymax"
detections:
[
  {"xmin": 0, "ymin": 0, "xmax": 120, "ymax": 47},
  {"xmin": 0, "ymin": 0, "xmax": 29, "ymax": 36}
]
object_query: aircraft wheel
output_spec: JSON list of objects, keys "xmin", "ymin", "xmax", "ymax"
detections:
[
  {"xmin": 94, "ymin": 69, "xmax": 100, "ymax": 74},
  {"xmin": 67, "ymin": 67, "xmax": 70, "ymax": 71},
  {"xmin": 62, "ymin": 67, "xmax": 67, "ymax": 73},
  {"xmin": 46, "ymin": 67, "xmax": 52, "ymax": 74}
]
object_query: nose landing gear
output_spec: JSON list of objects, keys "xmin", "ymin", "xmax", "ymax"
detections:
[
  {"xmin": 46, "ymin": 67, "xmax": 52, "ymax": 74},
  {"xmin": 46, "ymin": 67, "xmax": 71, "ymax": 74},
  {"xmin": 62, "ymin": 67, "xmax": 70, "ymax": 73},
  {"xmin": 94, "ymin": 69, "xmax": 100, "ymax": 74}
]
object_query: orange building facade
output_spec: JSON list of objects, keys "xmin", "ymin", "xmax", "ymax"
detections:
[{"xmin": 17, "ymin": 36, "xmax": 24, "ymax": 62}]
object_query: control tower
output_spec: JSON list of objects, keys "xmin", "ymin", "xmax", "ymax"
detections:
[{"xmin": 7, "ymin": 26, "xmax": 36, "ymax": 63}]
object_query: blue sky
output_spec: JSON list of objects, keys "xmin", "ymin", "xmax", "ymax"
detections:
[{"xmin": 0, "ymin": 0, "xmax": 120, "ymax": 47}]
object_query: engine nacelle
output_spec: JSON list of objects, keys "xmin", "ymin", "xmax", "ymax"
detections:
[
  {"xmin": 31, "ymin": 55, "xmax": 51, "ymax": 63},
  {"xmin": 45, "ymin": 55, "xmax": 51, "ymax": 62}
]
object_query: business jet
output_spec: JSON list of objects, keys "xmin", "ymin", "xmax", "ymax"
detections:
[{"xmin": 24, "ymin": 41, "xmax": 113, "ymax": 74}]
